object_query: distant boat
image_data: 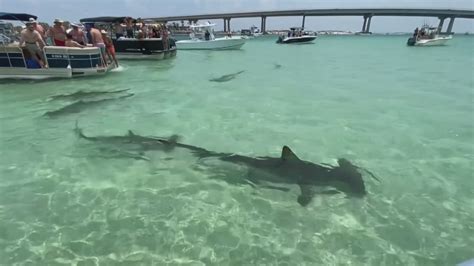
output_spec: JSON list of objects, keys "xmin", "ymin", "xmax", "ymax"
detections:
[
  {"xmin": 407, "ymin": 24, "xmax": 452, "ymax": 46},
  {"xmin": 355, "ymin": 31, "xmax": 372, "ymax": 36},
  {"xmin": 240, "ymin": 26, "xmax": 262, "ymax": 38},
  {"xmin": 276, "ymin": 27, "xmax": 317, "ymax": 44},
  {"xmin": 176, "ymin": 22, "xmax": 246, "ymax": 50}
]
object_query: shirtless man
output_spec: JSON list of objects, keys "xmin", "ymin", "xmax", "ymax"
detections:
[
  {"xmin": 86, "ymin": 24, "xmax": 107, "ymax": 65},
  {"xmin": 47, "ymin": 18, "xmax": 66, "ymax": 46},
  {"xmin": 29, "ymin": 18, "xmax": 45, "ymax": 41},
  {"xmin": 19, "ymin": 22, "xmax": 47, "ymax": 68}
]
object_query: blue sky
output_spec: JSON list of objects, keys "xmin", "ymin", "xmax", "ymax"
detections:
[{"xmin": 1, "ymin": 0, "xmax": 473, "ymax": 32}]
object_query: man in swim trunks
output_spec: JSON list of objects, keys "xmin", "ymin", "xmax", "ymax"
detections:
[
  {"xmin": 19, "ymin": 21, "xmax": 47, "ymax": 68},
  {"xmin": 87, "ymin": 24, "xmax": 107, "ymax": 66},
  {"xmin": 47, "ymin": 18, "xmax": 66, "ymax": 46},
  {"xmin": 101, "ymin": 30, "xmax": 119, "ymax": 67},
  {"xmin": 29, "ymin": 18, "xmax": 46, "ymax": 41}
]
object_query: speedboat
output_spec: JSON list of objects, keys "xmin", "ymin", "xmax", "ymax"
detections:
[
  {"xmin": 407, "ymin": 24, "xmax": 452, "ymax": 46},
  {"xmin": 80, "ymin": 16, "xmax": 177, "ymax": 60},
  {"xmin": 176, "ymin": 22, "xmax": 246, "ymax": 50},
  {"xmin": 0, "ymin": 12, "xmax": 115, "ymax": 79},
  {"xmin": 276, "ymin": 27, "xmax": 317, "ymax": 44}
]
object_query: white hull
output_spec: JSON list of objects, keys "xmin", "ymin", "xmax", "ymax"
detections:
[
  {"xmin": 414, "ymin": 36, "xmax": 451, "ymax": 46},
  {"xmin": 0, "ymin": 46, "xmax": 114, "ymax": 80},
  {"xmin": 176, "ymin": 37, "xmax": 245, "ymax": 50},
  {"xmin": 0, "ymin": 66, "xmax": 111, "ymax": 79}
]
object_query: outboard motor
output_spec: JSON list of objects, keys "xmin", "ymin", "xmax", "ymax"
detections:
[
  {"xmin": 407, "ymin": 37, "xmax": 416, "ymax": 46},
  {"xmin": 276, "ymin": 36, "xmax": 283, "ymax": 44}
]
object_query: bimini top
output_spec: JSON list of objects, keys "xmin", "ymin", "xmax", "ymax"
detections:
[
  {"xmin": 80, "ymin": 16, "xmax": 130, "ymax": 23},
  {"xmin": 0, "ymin": 12, "xmax": 37, "ymax": 21}
]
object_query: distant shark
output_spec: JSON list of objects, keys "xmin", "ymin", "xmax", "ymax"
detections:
[
  {"xmin": 75, "ymin": 125, "xmax": 378, "ymax": 206},
  {"xmin": 44, "ymin": 94, "xmax": 134, "ymax": 118},
  {"xmin": 49, "ymin": 89, "xmax": 130, "ymax": 101},
  {"xmin": 209, "ymin": 70, "xmax": 245, "ymax": 82}
]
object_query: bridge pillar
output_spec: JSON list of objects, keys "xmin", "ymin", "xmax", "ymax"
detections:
[
  {"xmin": 437, "ymin": 17, "xmax": 445, "ymax": 32},
  {"xmin": 227, "ymin": 18, "xmax": 231, "ymax": 32},
  {"xmin": 446, "ymin": 17, "xmax": 455, "ymax": 34},
  {"xmin": 261, "ymin": 16, "xmax": 266, "ymax": 34},
  {"xmin": 223, "ymin": 18, "xmax": 227, "ymax": 32},
  {"xmin": 361, "ymin": 16, "xmax": 368, "ymax": 32},
  {"xmin": 365, "ymin": 16, "xmax": 372, "ymax": 33},
  {"xmin": 302, "ymin": 15, "xmax": 306, "ymax": 28}
]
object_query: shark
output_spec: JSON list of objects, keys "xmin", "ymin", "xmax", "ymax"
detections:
[
  {"xmin": 44, "ymin": 94, "xmax": 134, "ymax": 118},
  {"xmin": 75, "ymin": 123, "xmax": 181, "ymax": 153},
  {"xmin": 49, "ymin": 89, "xmax": 130, "ymax": 101},
  {"xmin": 209, "ymin": 70, "xmax": 245, "ymax": 82},
  {"xmin": 74, "ymin": 125, "xmax": 378, "ymax": 206}
]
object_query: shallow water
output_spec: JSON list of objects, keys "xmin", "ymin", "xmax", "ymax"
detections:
[{"xmin": 0, "ymin": 35, "xmax": 473, "ymax": 265}]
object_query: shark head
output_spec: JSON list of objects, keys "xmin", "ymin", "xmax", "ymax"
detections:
[{"xmin": 330, "ymin": 158, "xmax": 367, "ymax": 197}]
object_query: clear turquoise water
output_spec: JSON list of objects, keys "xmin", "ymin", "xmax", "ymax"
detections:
[{"xmin": 0, "ymin": 35, "xmax": 473, "ymax": 265}]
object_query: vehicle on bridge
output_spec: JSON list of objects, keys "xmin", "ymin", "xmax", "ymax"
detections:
[
  {"xmin": 407, "ymin": 24, "xmax": 452, "ymax": 46},
  {"xmin": 176, "ymin": 22, "xmax": 246, "ymax": 50},
  {"xmin": 276, "ymin": 27, "xmax": 317, "ymax": 44}
]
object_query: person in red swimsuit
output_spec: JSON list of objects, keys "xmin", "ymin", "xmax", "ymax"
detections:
[{"xmin": 47, "ymin": 18, "xmax": 66, "ymax": 46}]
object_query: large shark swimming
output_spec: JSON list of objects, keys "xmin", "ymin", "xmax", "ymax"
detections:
[{"xmin": 75, "ymin": 125, "xmax": 378, "ymax": 206}]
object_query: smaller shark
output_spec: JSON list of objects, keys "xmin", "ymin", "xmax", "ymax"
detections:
[
  {"xmin": 209, "ymin": 70, "xmax": 245, "ymax": 82},
  {"xmin": 49, "ymin": 89, "xmax": 130, "ymax": 101},
  {"xmin": 44, "ymin": 94, "xmax": 134, "ymax": 118},
  {"xmin": 75, "ymin": 123, "xmax": 180, "ymax": 153}
]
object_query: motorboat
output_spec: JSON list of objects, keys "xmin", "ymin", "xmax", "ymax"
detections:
[
  {"xmin": 176, "ymin": 22, "xmax": 246, "ymax": 50},
  {"xmin": 80, "ymin": 16, "xmax": 177, "ymax": 60},
  {"xmin": 0, "ymin": 12, "xmax": 115, "ymax": 79},
  {"xmin": 407, "ymin": 24, "xmax": 452, "ymax": 46},
  {"xmin": 240, "ymin": 26, "xmax": 263, "ymax": 38},
  {"xmin": 276, "ymin": 27, "xmax": 317, "ymax": 44}
]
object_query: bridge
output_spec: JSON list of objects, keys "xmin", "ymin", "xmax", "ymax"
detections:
[{"xmin": 144, "ymin": 8, "xmax": 474, "ymax": 34}]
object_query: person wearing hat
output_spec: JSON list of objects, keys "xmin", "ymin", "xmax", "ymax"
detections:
[
  {"xmin": 46, "ymin": 18, "xmax": 66, "ymax": 46},
  {"xmin": 29, "ymin": 18, "xmax": 46, "ymax": 41},
  {"xmin": 101, "ymin": 30, "xmax": 119, "ymax": 67},
  {"xmin": 70, "ymin": 23, "xmax": 87, "ymax": 45},
  {"xmin": 19, "ymin": 21, "xmax": 47, "ymax": 68}
]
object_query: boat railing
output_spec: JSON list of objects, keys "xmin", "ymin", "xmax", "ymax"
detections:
[
  {"xmin": 1, "ymin": 45, "xmax": 107, "ymax": 69},
  {"xmin": 45, "ymin": 46, "xmax": 108, "ymax": 69}
]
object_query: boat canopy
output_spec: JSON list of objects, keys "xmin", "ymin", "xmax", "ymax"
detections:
[
  {"xmin": 0, "ymin": 12, "xmax": 37, "ymax": 21},
  {"xmin": 80, "ymin": 16, "xmax": 131, "ymax": 23}
]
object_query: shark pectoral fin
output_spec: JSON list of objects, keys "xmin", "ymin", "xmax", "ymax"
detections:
[
  {"xmin": 297, "ymin": 184, "xmax": 314, "ymax": 206},
  {"xmin": 128, "ymin": 130, "xmax": 136, "ymax": 136},
  {"xmin": 281, "ymin": 146, "xmax": 300, "ymax": 161}
]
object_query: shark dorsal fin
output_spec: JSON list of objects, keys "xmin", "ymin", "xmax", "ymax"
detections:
[
  {"xmin": 281, "ymin": 146, "xmax": 300, "ymax": 161},
  {"xmin": 128, "ymin": 130, "xmax": 136, "ymax": 136}
]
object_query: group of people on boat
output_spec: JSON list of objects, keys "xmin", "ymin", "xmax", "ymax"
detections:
[
  {"xmin": 18, "ymin": 18, "xmax": 118, "ymax": 69},
  {"xmin": 413, "ymin": 27, "xmax": 437, "ymax": 40}
]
